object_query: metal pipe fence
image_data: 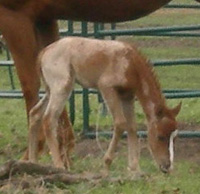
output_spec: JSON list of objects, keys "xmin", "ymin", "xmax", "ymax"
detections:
[{"xmin": 0, "ymin": 2, "xmax": 200, "ymax": 138}]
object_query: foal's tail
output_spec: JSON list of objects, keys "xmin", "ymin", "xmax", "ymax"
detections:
[{"xmin": 36, "ymin": 48, "xmax": 50, "ymax": 95}]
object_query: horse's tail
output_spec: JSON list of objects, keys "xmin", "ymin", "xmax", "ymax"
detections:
[{"xmin": 36, "ymin": 49, "xmax": 46, "ymax": 78}]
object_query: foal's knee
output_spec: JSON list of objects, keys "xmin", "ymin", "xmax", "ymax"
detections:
[{"xmin": 114, "ymin": 120, "xmax": 128, "ymax": 134}]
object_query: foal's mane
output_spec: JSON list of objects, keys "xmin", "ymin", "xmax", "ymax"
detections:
[{"xmin": 127, "ymin": 42, "xmax": 165, "ymax": 105}]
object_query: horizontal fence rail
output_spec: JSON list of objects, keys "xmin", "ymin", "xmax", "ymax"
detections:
[
  {"xmin": 0, "ymin": 2, "xmax": 200, "ymax": 138},
  {"xmin": 1, "ymin": 59, "xmax": 200, "ymax": 99},
  {"xmin": 85, "ymin": 131, "xmax": 200, "ymax": 139},
  {"xmin": 165, "ymin": 4, "xmax": 200, "ymax": 9},
  {"xmin": 60, "ymin": 25, "xmax": 200, "ymax": 38}
]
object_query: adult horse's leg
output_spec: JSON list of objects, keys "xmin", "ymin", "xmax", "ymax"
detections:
[
  {"xmin": 36, "ymin": 20, "xmax": 75, "ymax": 168},
  {"xmin": 0, "ymin": 10, "xmax": 41, "ymax": 159},
  {"xmin": 28, "ymin": 94, "xmax": 49, "ymax": 163},
  {"xmin": 0, "ymin": 6, "xmax": 74, "ymax": 164}
]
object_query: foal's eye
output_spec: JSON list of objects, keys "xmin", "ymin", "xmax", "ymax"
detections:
[{"xmin": 157, "ymin": 135, "xmax": 166, "ymax": 142}]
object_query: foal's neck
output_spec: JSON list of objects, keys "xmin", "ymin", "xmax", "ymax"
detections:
[{"xmin": 134, "ymin": 56, "xmax": 165, "ymax": 121}]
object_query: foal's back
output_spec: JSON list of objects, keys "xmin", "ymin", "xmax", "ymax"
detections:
[{"xmin": 39, "ymin": 37, "xmax": 136, "ymax": 89}]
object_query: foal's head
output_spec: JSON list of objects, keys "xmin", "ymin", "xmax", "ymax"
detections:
[{"xmin": 148, "ymin": 103, "xmax": 181, "ymax": 173}]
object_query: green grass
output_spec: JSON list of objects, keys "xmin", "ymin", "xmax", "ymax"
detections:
[
  {"xmin": 1, "ymin": 154, "xmax": 200, "ymax": 194},
  {"xmin": 54, "ymin": 157, "xmax": 200, "ymax": 194},
  {"xmin": 0, "ymin": 1, "xmax": 200, "ymax": 193}
]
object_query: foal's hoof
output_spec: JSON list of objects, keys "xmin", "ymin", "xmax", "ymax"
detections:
[
  {"xmin": 20, "ymin": 150, "xmax": 29, "ymax": 161},
  {"xmin": 63, "ymin": 159, "xmax": 71, "ymax": 171},
  {"xmin": 55, "ymin": 163, "xmax": 65, "ymax": 170},
  {"xmin": 100, "ymin": 169, "xmax": 109, "ymax": 178},
  {"xmin": 127, "ymin": 169, "xmax": 146, "ymax": 180}
]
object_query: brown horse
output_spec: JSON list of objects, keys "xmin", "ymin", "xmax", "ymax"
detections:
[
  {"xmin": 29, "ymin": 37, "xmax": 181, "ymax": 173},
  {"xmin": 0, "ymin": 0, "xmax": 197, "ymax": 168},
  {"xmin": 0, "ymin": 35, "xmax": 3, "ymax": 53}
]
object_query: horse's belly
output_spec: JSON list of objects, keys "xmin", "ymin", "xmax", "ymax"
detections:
[{"xmin": 54, "ymin": 0, "xmax": 172, "ymax": 22}]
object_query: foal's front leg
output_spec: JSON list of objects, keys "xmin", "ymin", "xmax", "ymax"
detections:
[
  {"xmin": 99, "ymin": 86, "xmax": 127, "ymax": 174},
  {"xmin": 121, "ymin": 100, "xmax": 140, "ymax": 173}
]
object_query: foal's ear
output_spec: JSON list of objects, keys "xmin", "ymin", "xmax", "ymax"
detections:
[
  {"xmin": 155, "ymin": 105, "xmax": 164, "ymax": 119},
  {"xmin": 171, "ymin": 102, "xmax": 182, "ymax": 117}
]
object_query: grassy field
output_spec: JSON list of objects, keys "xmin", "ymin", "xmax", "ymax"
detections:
[{"xmin": 0, "ymin": 1, "xmax": 200, "ymax": 193}]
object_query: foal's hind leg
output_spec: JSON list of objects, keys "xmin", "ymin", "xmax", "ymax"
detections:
[
  {"xmin": 28, "ymin": 95, "xmax": 49, "ymax": 162},
  {"xmin": 99, "ymin": 86, "xmax": 128, "ymax": 174},
  {"xmin": 36, "ymin": 21, "xmax": 75, "ymax": 163},
  {"xmin": 33, "ymin": 20, "xmax": 60, "ymax": 157},
  {"xmin": 57, "ymin": 111, "xmax": 74, "ymax": 169},
  {"xmin": 42, "ymin": 81, "xmax": 74, "ymax": 169}
]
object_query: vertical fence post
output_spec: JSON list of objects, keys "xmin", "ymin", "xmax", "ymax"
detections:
[
  {"xmin": 94, "ymin": 23, "xmax": 100, "ymax": 39},
  {"xmin": 67, "ymin": 20, "xmax": 74, "ymax": 35},
  {"xmin": 81, "ymin": 22, "xmax": 90, "ymax": 135},
  {"xmin": 67, "ymin": 20, "xmax": 75, "ymax": 125},
  {"xmin": 94, "ymin": 23, "xmax": 108, "ymax": 116},
  {"xmin": 5, "ymin": 46, "xmax": 15, "ymax": 90},
  {"xmin": 69, "ymin": 90, "xmax": 75, "ymax": 125},
  {"xmin": 111, "ymin": 23, "xmax": 116, "ymax": 40}
]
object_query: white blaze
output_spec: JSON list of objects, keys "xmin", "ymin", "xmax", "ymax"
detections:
[{"xmin": 169, "ymin": 130, "xmax": 178, "ymax": 167}]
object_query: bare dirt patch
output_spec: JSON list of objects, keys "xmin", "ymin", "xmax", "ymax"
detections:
[{"xmin": 75, "ymin": 123, "xmax": 200, "ymax": 164}]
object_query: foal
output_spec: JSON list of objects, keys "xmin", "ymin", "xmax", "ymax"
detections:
[{"xmin": 29, "ymin": 37, "xmax": 181, "ymax": 173}]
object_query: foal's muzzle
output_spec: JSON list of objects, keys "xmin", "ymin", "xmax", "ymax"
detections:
[{"xmin": 159, "ymin": 162, "xmax": 171, "ymax": 173}]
